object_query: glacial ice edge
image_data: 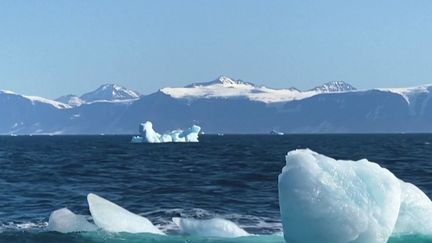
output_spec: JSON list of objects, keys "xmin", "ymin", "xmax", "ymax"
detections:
[
  {"xmin": 278, "ymin": 149, "xmax": 432, "ymax": 243},
  {"xmin": 131, "ymin": 121, "xmax": 201, "ymax": 143}
]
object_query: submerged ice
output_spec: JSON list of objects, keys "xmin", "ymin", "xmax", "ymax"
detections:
[
  {"xmin": 48, "ymin": 208, "xmax": 97, "ymax": 233},
  {"xmin": 131, "ymin": 121, "xmax": 201, "ymax": 143},
  {"xmin": 87, "ymin": 193, "xmax": 164, "ymax": 235},
  {"xmin": 278, "ymin": 149, "xmax": 432, "ymax": 243},
  {"xmin": 172, "ymin": 217, "xmax": 250, "ymax": 238}
]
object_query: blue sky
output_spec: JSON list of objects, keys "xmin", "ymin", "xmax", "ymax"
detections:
[{"xmin": 1, "ymin": 0, "xmax": 432, "ymax": 98}]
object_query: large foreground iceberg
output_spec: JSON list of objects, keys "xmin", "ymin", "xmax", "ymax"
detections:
[
  {"xmin": 48, "ymin": 208, "xmax": 97, "ymax": 233},
  {"xmin": 172, "ymin": 217, "xmax": 250, "ymax": 238},
  {"xmin": 87, "ymin": 193, "xmax": 164, "ymax": 234},
  {"xmin": 393, "ymin": 181, "xmax": 432, "ymax": 236},
  {"xmin": 131, "ymin": 121, "xmax": 201, "ymax": 143},
  {"xmin": 278, "ymin": 149, "xmax": 432, "ymax": 243}
]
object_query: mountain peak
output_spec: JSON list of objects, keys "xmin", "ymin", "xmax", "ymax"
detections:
[
  {"xmin": 216, "ymin": 75, "xmax": 254, "ymax": 86},
  {"xmin": 186, "ymin": 76, "xmax": 255, "ymax": 88},
  {"xmin": 80, "ymin": 83, "xmax": 140, "ymax": 102},
  {"xmin": 310, "ymin": 81, "xmax": 356, "ymax": 93},
  {"xmin": 99, "ymin": 83, "xmax": 125, "ymax": 91}
]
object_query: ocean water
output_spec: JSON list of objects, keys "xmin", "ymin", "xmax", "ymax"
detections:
[{"xmin": 0, "ymin": 134, "xmax": 431, "ymax": 243}]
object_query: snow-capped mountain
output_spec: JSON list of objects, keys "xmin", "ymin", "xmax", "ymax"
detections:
[
  {"xmin": 1, "ymin": 90, "xmax": 70, "ymax": 109},
  {"xmin": 1, "ymin": 76, "xmax": 432, "ymax": 134},
  {"xmin": 162, "ymin": 75, "xmax": 320, "ymax": 103},
  {"xmin": 80, "ymin": 84, "xmax": 140, "ymax": 102},
  {"xmin": 0, "ymin": 90, "xmax": 71, "ymax": 134},
  {"xmin": 309, "ymin": 81, "xmax": 357, "ymax": 93},
  {"xmin": 185, "ymin": 75, "xmax": 256, "ymax": 87}
]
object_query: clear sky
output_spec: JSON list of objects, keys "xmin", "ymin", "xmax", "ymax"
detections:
[{"xmin": 1, "ymin": 0, "xmax": 432, "ymax": 98}]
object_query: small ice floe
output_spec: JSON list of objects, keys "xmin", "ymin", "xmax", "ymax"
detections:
[
  {"xmin": 87, "ymin": 193, "xmax": 164, "ymax": 235},
  {"xmin": 172, "ymin": 217, "xmax": 249, "ymax": 238},
  {"xmin": 131, "ymin": 121, "xmax": 201, "ymax": 143},
  {"xmin": 270, "ymin": 130, "xmax": 284, "ymax": 135},
  {"xmin": 48, "ymin": 208, "xmax": 97, "ymax": 233}
]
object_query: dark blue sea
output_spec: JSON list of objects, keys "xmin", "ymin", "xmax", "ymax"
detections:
[{"xmin": 0, "ymin": 135, "xmax": 431, "ymax": 243}]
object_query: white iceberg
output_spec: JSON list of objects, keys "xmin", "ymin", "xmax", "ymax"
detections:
[
  {"xmin": 278, "ymin": 149, "xmax": 432, "ymax": 243},
  {"xmin": 130, "ymin": 136, "xmax": 143, "ymax": 143},
  {"xmin": 172, "ymin": 217, "xmax": 249, "ymax": 238},
  {"xmin": 279, "ymin": 149, "xmax": 401, "ymax": 243},
  {"xmin": 131, "ymin": 121, "xmax": 201, "ymax": 143},
  {"xmin": 48, "ymin": 208, "xmax": 97, "ymax": 233},
  {"xmin": 87, "ymin": 193, "xmax": 164, "ymax": 235},
  {"xmin": 393, "ymin": 181, "xmax": 432, "ymax": 236}
]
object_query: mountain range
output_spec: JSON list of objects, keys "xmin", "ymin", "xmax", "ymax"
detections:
[{"xmin": 1, "ymin": 76, "xmax": 431, "ymax": 134}]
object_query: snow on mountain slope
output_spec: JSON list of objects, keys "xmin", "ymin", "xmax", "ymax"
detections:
[
  {"xmin": 56, "ymin": 95, "xmax": 85, "ymax": 107},
  {"xmin": 161, "ymin": 76, "xmax": 318, "ymax": 103},
  {"xmin": 1, "ymin": 77, "xmax": 432, "ymax": 134},
  {"xmin": 377, "ymin": 84, "xmax": 432, "ymax": 116},
  {"xmin": 80, "ymin": 84, "xmax": 140, "ymax": 102},
  {"xmin": 309, "ymin": 81, "xmax": 357, "ymax": 93},
  {"xmin": 0, "ymin": 90, "xmax": 70, "ymax": 109},
  {"xmin": 378, "ymin": 84, "xmax": 432, "ymax": 104}
]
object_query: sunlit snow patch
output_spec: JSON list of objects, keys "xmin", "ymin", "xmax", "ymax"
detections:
[
  {"xmin": 172, "ymin": 217, "xmax": 249, "ymax": 238},
  {"xmin": 131, "ymin": 121, "xmax": 201, "ymax": 143},
  {"xmin": 87, "ymin": 193, "xmax": 164, "ymax": 235},
  {"xmin": 48, "ymin": 208, "xmax": 97, "ymax": 233}
]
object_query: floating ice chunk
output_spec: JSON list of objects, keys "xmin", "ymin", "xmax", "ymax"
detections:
[
  {"xmin": 132, "ymin": 121, "xmax": 201, "ymax": 143},
  {"xmin": 172, "ymin": 217, "xmax": 249, "ymax": 238},
  {"xmin": 393, "ymin": 181, "xmax": 432, "ymax": 235},
  {"xmin": 270, "ymin": 130, "xmax": 284, "ymax": 135},
  {"xmin": 87, "ymin": 193, "xmax": 164, "ymax": 234},
  {"xmin": 130, "ymin": 136, "xmax": 143, "ymax": 143},
  {"xmin": 278, "ymin": 149, "xmax": 401, "ymax": 243},
  {"xmin": 48, "ymin": 208, "xmax": 97, "ymax": 233}
]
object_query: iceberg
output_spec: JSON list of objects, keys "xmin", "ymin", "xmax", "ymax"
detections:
[
  {"xmin": 131, "ymin": 121, "xmax": 201, "ymax": 143},
  {"xmin": 47, "ymin": 208, "xmax": 97, "ymax": 233},
  {"xmin": 172, "ymin": 217, "xmax": 249, "ymax": 238},
  {"xmin": 270, "ymin": 130, "xmax": 284, "ymax": 135},
  {"xmin": 279, "ymin": 149, "xmax": 401, "ymax": 243},
  {"xmin": 130, "ymin": 136, "xmax": 143, "ymax": 143},
  {"xmin": 278, "ymin": 149, "xmax": 432, "ymax": 243},
  {"xmin": 393, "ymin": 181, "xmax": 432, "ymax": 236},
  {"xmin": 87, "ymin": 193, "xmax": 164, "ymax": 235}
]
